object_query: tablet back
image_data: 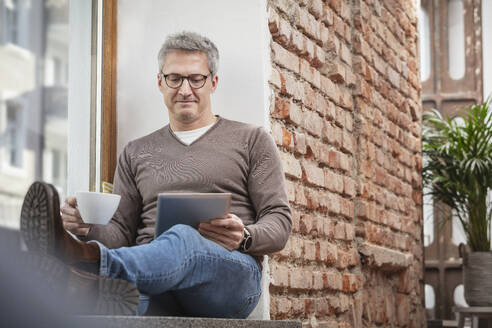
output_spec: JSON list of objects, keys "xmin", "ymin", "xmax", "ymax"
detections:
[{"xmin": 155, "ymin": 193, "xmax": 232, "ymax": 238}]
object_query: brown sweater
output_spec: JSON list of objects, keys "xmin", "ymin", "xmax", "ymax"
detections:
[{"xmin": 86, "ymin": 117, "xmax": 292, "ymax": 255}]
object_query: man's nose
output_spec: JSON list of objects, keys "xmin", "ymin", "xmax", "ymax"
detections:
[{"xmin": 178, "ymin": 78, "xmax": 193, "ymax": 96}]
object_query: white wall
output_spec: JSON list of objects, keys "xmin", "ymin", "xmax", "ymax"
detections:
[{"xmin": 116, "ymin": 0, "xmax": 271, "ymax": 154}]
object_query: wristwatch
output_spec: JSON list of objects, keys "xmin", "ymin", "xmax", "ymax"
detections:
[{"xmin": 239, "ymin": 227, "xmax": 252, "ymax": 252}]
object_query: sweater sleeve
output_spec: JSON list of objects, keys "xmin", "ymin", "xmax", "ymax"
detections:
[
  {"xmin": 245, "ymin": 127, "xmax": 292, "ymax": 255},
  {"xmin": 85, "ymin": 143, "xmax": 142, "ymax": 248}
]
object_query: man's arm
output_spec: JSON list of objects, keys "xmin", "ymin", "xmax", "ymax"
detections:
[
  {"xmin": 242, "ymin": 127, "xmax": 292, "ymax": 255},
  {"xmin": 83, "ymin": 144, "xmax": 142, "ymax": 248}
]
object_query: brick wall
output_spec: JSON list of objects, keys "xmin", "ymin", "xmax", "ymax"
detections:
[{"xmin": 267, "ymin": 0, "xmax": 424, "ymax": 327}]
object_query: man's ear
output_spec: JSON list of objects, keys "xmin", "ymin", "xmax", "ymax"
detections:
[
  {"xmin": 211, "ymin": 74, "xmax": 219, "ymax": 92},
  {"xmin": 157, "ymin": 73, "xmax": 163, "ymax": 87}
]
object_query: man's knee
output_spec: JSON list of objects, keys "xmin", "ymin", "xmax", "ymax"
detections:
[{"xmin": 160, "ymin": 224, "xmax": 200, "ymax": 242}]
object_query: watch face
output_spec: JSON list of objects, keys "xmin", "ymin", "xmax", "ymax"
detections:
[{"xmin": 245, "ymin": 237, "xmax": 252, "ymax": 250}]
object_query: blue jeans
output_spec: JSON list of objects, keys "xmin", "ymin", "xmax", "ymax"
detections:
[{"xmin": 96, "ymin": 224, "xmax": 261, "ymax": 318}]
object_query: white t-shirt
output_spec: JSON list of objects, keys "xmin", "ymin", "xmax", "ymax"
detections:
[{"xmin": 172, "ymin": 121, "xmax": 216, "ymax": 145}]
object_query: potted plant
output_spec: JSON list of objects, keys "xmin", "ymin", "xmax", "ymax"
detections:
[{"xmin": 422, "ymin": 99, "xmax": 492, "ymax": 306}]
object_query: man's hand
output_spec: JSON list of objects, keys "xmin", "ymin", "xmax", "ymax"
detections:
[
  {"xmin": 60, "ymin": 197, "xmax": 91, "ymax": 237},
  {"xmin": 198, "ymin": 214, "xmax": 244, "ymax": 251}
]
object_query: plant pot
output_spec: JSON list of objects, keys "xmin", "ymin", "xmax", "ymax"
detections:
[{"xmin": 460, "ymin": 244, "xmax": 492, "ymax": 306}]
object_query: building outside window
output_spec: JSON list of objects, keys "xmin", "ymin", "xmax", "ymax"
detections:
[{"xmin": 0, "ymin": 0, "xmax": 69, "ymax": 229}]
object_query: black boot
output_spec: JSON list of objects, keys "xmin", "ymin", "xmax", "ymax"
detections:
[{"xmin": 20, "ymin": 181, "xmax": 139, "ymax": 315}]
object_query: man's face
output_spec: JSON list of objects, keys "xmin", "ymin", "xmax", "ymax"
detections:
[{"xmin": 158, "ymin": 50, "xmax": 218, "ymax": 128}]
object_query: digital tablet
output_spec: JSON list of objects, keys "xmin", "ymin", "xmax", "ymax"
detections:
[{"xmin": 155, "ymin": 192, "xmax": 232, "ymax": 237}]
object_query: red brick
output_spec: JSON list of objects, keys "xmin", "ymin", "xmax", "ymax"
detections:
[
  {"xmin": 340, "ymin": 198, "xmax": 353, "ymax": 218},
  {"xmin": 313, "ymin": 272, "xmax": 325, "ymax": 290},
  {"xmin": 282, "ymin": 128, "xmax": 293, "ymax": 148},
  {"xmin": 288, "ymin": 102, "xmax": 304, "ymax": 126},
  {"xmin": 343, "ymin": 176, "xmax": 355, "ymax": 198},
  {"xmin": 340, "ymin": 42, "xmax": 351, "ymax": 65},
  {"xmin": 308, "ymin": 0, "xmax": 323, "ymax": 19},
  {"xmin": 345, "ymin": 111, "xmax": 353, "ymax": 131},
  {"xmin": 396, "ymin": 294, "xmax": 410, "ymax": 325},
  {"xmin": 343, "ymin": 273, "xmax": 362, "ymax": 292},
  {"xmin": 271, "ymin": 264, "xmax": 289, "ymax": 288},
  {"xmin": 285, "ymin": 179, "xmax": 296, "ymax": 202},
  {"xmin": 313, "ymin": 92, "xmax": 327, "ymax": 116},
  {"xmin": 327, "ymin": 193, "xmax": 341, "ymax": 215},
  {"xmin": 294, "ymin": 185, "xmax": 307, "ymax": 206},
  {"xmin": 300, "ymin": 59, "xmax": 315, "ymax": 87},
  {"xmin": 322, "ymin": 122, "xmax": 341, "ymax": 146},
  {"xmin": 304, "ymin": 239, "xmax": 317, "ymax": 261},
  {"xmin": 294, "ymin": 132, "xmax": 307, "ymax": 155},
  {"xmin": 272, "ymin": 42, "xmax": 299, "ymax": 73},
  {"xmin": 302, "ymin": 161, "xmax": 325, "ymax": 187},
  {"xmin": 333, "ymin": 14, "xmax": 345, "ymax": 38},
  {"xmin": 300, "ymin": 213, "xmax": 315, "ymax": 234},
  {"xmin": 324, "ymin": 169, "xmax": 344, "ymax": 194},
  {"xmin": 289, "ymin": 235, "xmax": 303, "ymax": 258},
  {"xmin": 296, "ymin": 7, "xmax": 321, "ymax": 42},
  {"xmin": 312, "ymin": 44, "xmax": 325, "ymax": 68},
  {"xmin": 329, "ymin": 0, "xmax": 341, "ymax": 14},
  {"xmin": 271, "ymin": 120, "xmax": 283, "ymax": 146},
  {"xmin": 270, "ymin": 68, "xmax": 282, "ymax": 89},
  {"xmin": 345, "ymin": 69, "xmax": 356, "ymax": 88},
  {"xmin": 322, "ymin": 4, "xmax": 334, "ymax": 26},
  {"xmin": 303, "ymin": 38, "xmax": 315, "ymax": 63},
  {"xmin": 352, "ymin": 33, "xmax": 372, "ymax": 62},
  {"xmin": 320, "ymin": 75, "xmax": 338, "ymax": 103},
  {"xmin": 272, "ymin": 96, "xmax": 290, "ymax": 119},
  {"xmin": 273, "ymin": 18, "xmax": 292, "ymax": 49},
  {"xmin": 275, "ymin": 297, "xmax": 292, "ymax": 316},
  {"xmin": 315, "ymin": 297, "xmax": 329, "ymax": 316},
  {"xmin": 334, "ymin": 221, "xmax": 345, "ymax": 240},
  {"xmin": 341, "ymin": 130, "xmax": 354, "ymax": 154},
  {"xmin": 355, "ymin": 77, "xmax": 372, "ymax": 100},
  {"xmin": 268, "ymin": 8, "xmax": 280, "ymax": 35},
  {"xmin": 337, "ymin": 249, "xmax": 354, "ymax": 268},
  {"xmin": 302, "ymin": 81, "xmax": 315, "ymax": 108},
  {"xmin": 324, "ymin": 62, "xmax": 345, "ymax": 83},
  {"xmin": 290, "ymin": 29, "xmax": 304, "ymax": 56},
  {"xmin": 325, "ymin": 270, "xmax": 343, "ymax": 290},
  {"xmin": 327, "ymin": 149, "xmax": 341, "ymax": 169},
  {"xmin": 304, "ymin": 110, "xmax": 323, "ymax": 137},
  {"xmin": 280, "ymin": 151, "xmax": 302, "ymax": 179},
  {"xmin": 339, "ymin": 152, "xmax": 350, "ymax": 172},
  {"xmin": 290, "ymin": 268, "xmax": 312, "ymax": 290},
  {"xmin": 282, "ymin": 72, "xmax": 304, "ymax": 101}
]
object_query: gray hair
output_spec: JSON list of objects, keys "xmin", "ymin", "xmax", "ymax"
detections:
[{"xmin": 157, "ymin": 31, "xmax": 219, "ymax": 75}]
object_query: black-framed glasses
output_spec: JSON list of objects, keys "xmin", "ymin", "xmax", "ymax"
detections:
[{"xmin": 160, "ymin": 72, "xmax": 212, "ymax": 89}]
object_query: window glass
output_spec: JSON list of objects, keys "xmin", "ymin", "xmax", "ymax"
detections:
[
  {"xmin": 0, "ymin": 0, "xmax": 69, "ymax": 229},
  {"xmin": 418, "ymin": 4, "xmax": 431, "ymax": 82},
  {"xmin": 448, "ymin": 0, "xmax": 465, "ymax": 80}
]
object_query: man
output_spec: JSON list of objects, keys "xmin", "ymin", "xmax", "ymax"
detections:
[{"xmin": 20, "ymin": 31, "xmax": 291, "ymax": 318}]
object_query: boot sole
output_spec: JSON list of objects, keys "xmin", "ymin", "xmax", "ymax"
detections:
[
  {"xmin": 23, "ymin": 252, "xmax": 139, "ymax": 315},
  {"xmin": 20, "ymin": 182, "xmax": 56, "ymax": 255},
  {"xmin": 20, "ymin": 182, "xmax": 139, "ymax": 315}
]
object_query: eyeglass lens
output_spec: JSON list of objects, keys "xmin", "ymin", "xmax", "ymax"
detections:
[{"xmin": 165, "ymin": 74, "xmax": 208, "ymax": 89}]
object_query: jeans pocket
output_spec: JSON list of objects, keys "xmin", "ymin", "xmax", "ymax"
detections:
[{"xmin": 234, "ymin": 292, "xmax": 261, "ymax": 319}]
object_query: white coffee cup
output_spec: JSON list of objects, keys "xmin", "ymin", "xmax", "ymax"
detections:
[{"xmin": 75, "ymin": 191, "xmax": 121, "ymax": 225}]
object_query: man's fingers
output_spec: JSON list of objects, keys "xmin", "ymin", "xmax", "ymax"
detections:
[
  {"xmin": 60, "ymin": 205, "xmax": 82, "ymax": 219},
  {"xmin": 199, "ymin": 223, "xmax": 242, "ymax": 242},
  {"xmin": 198, "ymin": 227, "xmax": 237, "ymax": 250},
  {"xmin": 209, "ymin": 217, "xmax": 243, "ymax": 230},
  {"xmin": 65, "ymin": 196, "xmax": 77, "ymax": 207},
  {"xmin": 60, "ymin": 204, "xmax": 79, "ymax": 215},
  {"xmin": 63, "ymin": 221, "xmax": 89, "ymax": 231}
]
